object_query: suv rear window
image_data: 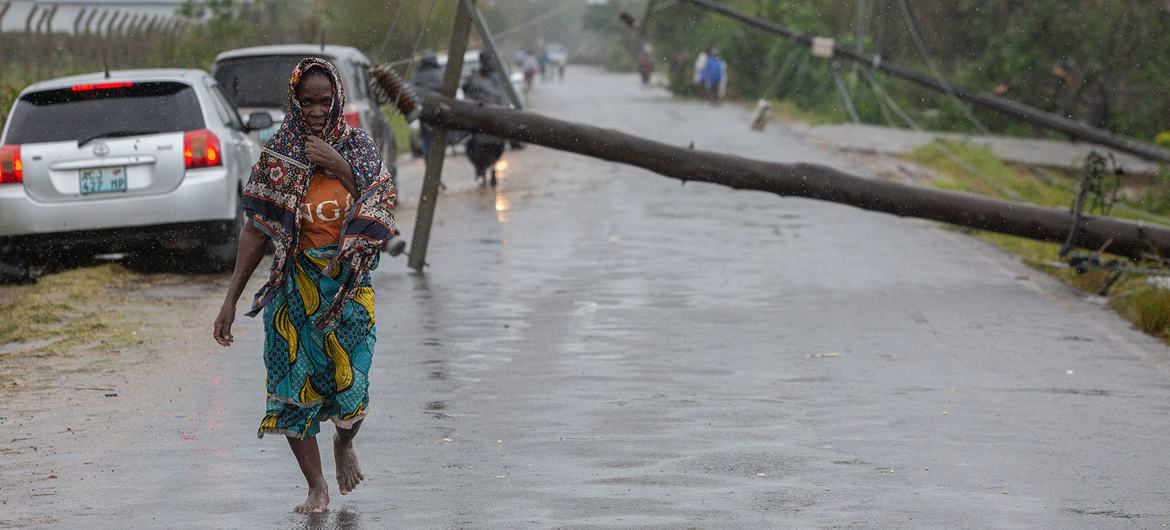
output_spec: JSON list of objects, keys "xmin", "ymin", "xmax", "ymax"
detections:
[
  {"xmin": 5, "ymin": 82, "xmax": 204, "ymax": 145},
  {"xmin": 215, "ymin": 55, "xmax": 302, "ymax": 108},
  {"xmin": 214, "ymin": 55, "xmax": 357, "ymax": 108}
]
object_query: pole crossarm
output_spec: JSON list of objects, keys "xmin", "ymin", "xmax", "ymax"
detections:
[
  {"xmin": 676, "ymin": 0, "xmax": 1170, "ymax": 165},
  {"xmin": 408, "ymin": 90, "xmax": 1170, "ymax": 263}
]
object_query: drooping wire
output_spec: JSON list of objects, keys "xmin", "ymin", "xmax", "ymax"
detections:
[
  {"xmin": 491, "ymin": 1, "xmax": 578, "ymax": 42},
  {"xmin": 758, "ymin": 43, "xmax": 803, "ymax": 101},
  {"xmin": 895, "ymin": 0, "xmax": 990, "ymax": 135},
  {"xmin": 860, "ymin": 66, "xmax": 1024, "ymax": 200},
  {"xmin": 830, "ymin": 61, "xmax": 861, "ymax": 124},
  {"xmin": 373, "ymin": 0, "xmax": 406, "ymax": 62},
  {"xmin": 376, "ymin": 0, "xmax": 438, "ymax": 120}
]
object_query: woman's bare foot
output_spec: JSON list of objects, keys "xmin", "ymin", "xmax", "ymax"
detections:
[
  {"xmin": 334, "ymin": 434, "xmax": 365, "ymax": 495},
  {"xmin": 293, "ymin": 486, "xmax": 329, "ymax": 513}
]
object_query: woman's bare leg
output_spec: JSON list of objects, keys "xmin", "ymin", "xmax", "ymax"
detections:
[
  {"xmin": 287, "ymin": 436, "xmax": 330, "ymax": 513},
  {"xmin": 334, "ymin": 419, "xmax": 365, "ymax": 495}
]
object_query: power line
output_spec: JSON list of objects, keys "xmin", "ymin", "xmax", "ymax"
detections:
[
  {"xmin": 492, "ymin": 1, "xmax": 577, "ymax": 43},
  {"xmin": 372, "ymin": 0, "xmax": 438, "ymax": 119},
  {"xmin": 831, "ymin": 61, "xmax": 860, "ymax": 123},
  {"xmin": 895, "ymin": 0, "xmax": 989, "ymax": 134},
  {"xmin": 860, "ymin": 67, "xmax": 1023, "ymax": 200},
  {"xmin": 373, "ymin": 0, "xmax": 406, "ymax": 62}
]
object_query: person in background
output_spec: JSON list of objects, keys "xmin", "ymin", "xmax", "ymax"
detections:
[
  {"xmin": 637, "ymin": 46, "xmax": 656, "ymax": 88},
  {"xmin": 521, "ymin": 50, "xmax": 540, "ymax": 94},
  {"xmin": 701, "ymin": 47, "xmax": 727, "ymax": 103},
  {"xmin": 555, "ymin": 52, "xmax": 567, "ymax": 81},
  {"xmin": 538, "ymin": 46, "xmax": 550, "ymax": 81},
  {"xmin": 410, "ymin": 50, "xmax": 444, "ymax": 158},
  {"xmin": 669, "ymin": 49, "xmax": 689, "ymax": 93},
  {"xmin": 462, "ymin": 52, "xmax": 510, "ymax": 186},
  {"xmin": 693, "ymin": 45, "xmax": 709, "ymax": 94}
]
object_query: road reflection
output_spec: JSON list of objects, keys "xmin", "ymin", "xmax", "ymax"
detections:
[
  {"xmin": 289, "ymin": 506, "xmax": 361, "ymax": 530},
  {"xmin": 494, "ymin": 158, "xmax": 512, "ymax": 222},
  {"xmin": 494, "ymin": 190, "xmax": 511, "ymax": 224}
]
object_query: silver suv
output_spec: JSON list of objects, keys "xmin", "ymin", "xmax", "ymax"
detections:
[
  {"xmin": 0, "ymin": 69, "xmax": 265, "ymax": 271},
  {"xmin": 211, "ymin": 45, "xmax": 396, "ymax": 166}
]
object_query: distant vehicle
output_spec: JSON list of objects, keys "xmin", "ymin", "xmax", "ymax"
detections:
[
  {"xmin": 211, "ymin": 44, "xmax": 396, "ymax": 167},
  {"xmin": 408, "ymin": 50, "xmax": 524, "ymax": 157},
  {"xmin": 0, "ymin": 69, "xmax": 266, "ymax": 270}
]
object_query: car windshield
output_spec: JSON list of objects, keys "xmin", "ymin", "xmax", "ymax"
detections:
[
  {"xmin": 5, "ymin": 81, "xmax": 204, "ymax": 145},
  {"xmin": 215, "ymin": 54, "xmax": 361, "ymax": 108}
]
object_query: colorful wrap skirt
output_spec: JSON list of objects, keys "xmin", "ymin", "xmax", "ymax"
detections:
[{"xmin": 258, "ymin": 245, "xmax": 377, "ymax": 439}]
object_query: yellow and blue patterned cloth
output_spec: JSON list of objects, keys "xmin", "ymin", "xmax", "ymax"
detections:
[{"xmin": 258, "ymin": 245, "xmax": 376, "ymax": 439}]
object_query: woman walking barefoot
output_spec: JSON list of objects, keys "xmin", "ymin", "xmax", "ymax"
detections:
[{"xmin": 212, "ymin": 57, "xmax": 397, "ymax": 514}]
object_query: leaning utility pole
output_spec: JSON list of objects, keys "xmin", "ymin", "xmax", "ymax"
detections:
[
  {"xmin": 393, "ymin": 88, "xmax": 1170, "ymax": 263},
  {"xmin": 462, "ymin": 0, "xmax": 524, "ymax": 110},
  {"xmin": 676, "ymin": 0, "xmax": 1170, "ymax": 165},
  {"xmin": 408, "ymin": 0, "xmax": 474, "ymax": 271}
]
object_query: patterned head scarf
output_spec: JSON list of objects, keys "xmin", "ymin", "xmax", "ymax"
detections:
[
  {"xmin": 282, "ymin": 58, "xmax": 351, "ymax": 149},
  {"xmin": 242, "ymin": 57, "xmax": 398, "ymax": 330}
]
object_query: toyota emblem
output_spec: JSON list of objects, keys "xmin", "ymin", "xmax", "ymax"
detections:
[{"xmin": 92, "ymin": 143, "xmax": 110, "ymax": 157}]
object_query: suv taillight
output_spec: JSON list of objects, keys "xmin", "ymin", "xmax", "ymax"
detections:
[
  {"xmin": 0, "ymin": 145, "xmax": 21, "ymax": 185},
  {"xmin": 343, "ymin": 104, "xmax": 361, "ymax": 128},
  {"xmin": 184, "ymin": 129, "xmax": 222, "ymax": 169}
]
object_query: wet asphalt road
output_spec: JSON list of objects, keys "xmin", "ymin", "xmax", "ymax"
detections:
[{"xmin": 6, "ymin": 68, "xmax": 1170, "ymax": 529}]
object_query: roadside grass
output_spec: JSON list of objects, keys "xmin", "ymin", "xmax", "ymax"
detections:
[
  {"xmin": 0, "ymin": 264, "xmax": 149, "ymax": 389},
  {"xmin": 906, "ymin": 140, "xmax": 1170, "ymax": 343},
  {"xmin": 387, "ymin": 109, "xmax": 414, "ymax": 158},
  {"xmin": 766, "ymin": 99, "xmax": 844, "ymax": 125}
]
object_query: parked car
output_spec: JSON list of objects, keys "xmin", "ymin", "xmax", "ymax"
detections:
[
  {"xmin": 408, "ymin": 49, "xmax": 525, "ymax": 157},
  {"xmin": 211, "ymin": 44, "xmax": 396, "ymax": 168},
  {"xmin": 0, "ymin": 69, "xmax": 266, "ymax": 270}
]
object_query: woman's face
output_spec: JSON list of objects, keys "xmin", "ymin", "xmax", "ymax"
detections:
[{"xmin": 295, "ymin": 73, "xmax": 334, "ymax": 136}]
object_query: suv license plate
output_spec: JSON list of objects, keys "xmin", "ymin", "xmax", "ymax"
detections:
[{"xmin": 79, "ymin": 166, "xmax": 128, "ymax": 195}]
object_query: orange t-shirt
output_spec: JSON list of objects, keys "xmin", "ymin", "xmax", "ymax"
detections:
[{"xmin": 297, "ymin": 171, "xmax": 353, "ymax": 252}]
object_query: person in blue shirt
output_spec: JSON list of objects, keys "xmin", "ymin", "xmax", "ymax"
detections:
[{"xmin": 700, "ymin": 48, "xmax": 727, "ymax": 102}]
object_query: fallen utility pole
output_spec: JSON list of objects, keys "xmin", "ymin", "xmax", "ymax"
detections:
[
  {"xmin": 407, "ymin": 90, "xmax": 1170, "ymax": 263},
  {"xmin": 675, "ymin": 0, "xmax": 1170, "ymax": 166}
]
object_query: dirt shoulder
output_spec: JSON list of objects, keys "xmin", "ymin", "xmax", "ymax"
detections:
[{"xmin": 0, "ymin": 263, "xmax": 234, "ymax": 527}]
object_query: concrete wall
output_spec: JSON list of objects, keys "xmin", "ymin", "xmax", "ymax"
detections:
[{"xmin": 0, "ymin": 1, "xmax": 183, "ymax": 34}]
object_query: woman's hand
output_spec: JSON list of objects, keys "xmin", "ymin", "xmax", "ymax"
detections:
[
  {"xmin": 306, "ymin": 135, "xmax": 347, "ymax": 176},
  {"xmin": 213, "ymin": 302, "xmax": 236, "ymax": 347},
  {"xmin": 306, "ymin": 135, "xmax": 359, "ymax": 197}
]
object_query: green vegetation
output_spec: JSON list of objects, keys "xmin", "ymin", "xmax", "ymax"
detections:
[
  {"xmin": 906, "ymin": 141, "xmax": 1077, "ymax": 207},
  {"xmin": 387, "ymin": 110, "xmax": 413, "ymax": 159},
  {"xmin": 906, "ymin": 141, "xmax": 1170, "ymax": 343},
  {"xmin": 766, "ymin": 99, "xmax": 847, "ymax": 125}
]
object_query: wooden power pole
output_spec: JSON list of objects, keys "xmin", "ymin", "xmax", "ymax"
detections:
[
  {"xmin": 408, "ymin": 0, "xmax": 474, "ymax": 271},
  {"xmin": 462, "ymin": 0, "xmax": 524, "ymax": 110}
]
